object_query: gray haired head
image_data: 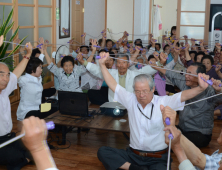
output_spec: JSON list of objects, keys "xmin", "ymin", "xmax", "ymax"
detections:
[
  {"xmin": 0, "ymin": 62, "xmax": 9, "ymax": 68},
  {"xmin": 133, "ymin": 74, "xmax": 155, "ymax": 91},
  {"xmin": 116, "ymin": 53, "xmax": 129, "ymax": 63},
  {"xmin": 136, "ymin": 56, "xmax": 146, "ymax": 64}
]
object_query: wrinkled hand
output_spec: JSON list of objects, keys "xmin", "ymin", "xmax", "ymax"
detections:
[
  {"xmin": 160, "ymin": 105, "xmax": 177, "ymax": 126},
  {"xmin": 43, "ymin": 39, "xmax": 49, "ymax": 52},
  {"xmin": 22, "ymin": 116, "xmax": 47, "ymax": 153},
  {"xmin": 98, "ymin": 52, "xmax": 109, "ymax": 66},
  {"xmin": 153, "ymin": 51, "xmax": 160, "ymax": 61},
  {"xmin": 198, "ymin": 73, "xmax": 209, "ymax": 91},
  {"xmin": 38, "ymin": 37, "xmax": 44, "ymax": 53},
  {"xmin": 211, "ymin": 78, "xmax": 222, "ymax": 93},
  {"xmin": 82, "ymin": 32, "xmax": 86, "ymax": 38},
  {"xmin": 141, "ymin": 49, "xmax": 146, "ymax": 55},
  {"xmin": 160, "ymin": 52, "xmax": 167, "ymax": 62},
  {"xmin": 25, "ymin": 42, "xmax": 33, "ymax": 56},
  {"xmin": 164, "ymin": 126, "xmax": 182, "ymax": 149},
  {"xmin": 174, "ymin": 46, "xmax": 181, "ymax": 54}
]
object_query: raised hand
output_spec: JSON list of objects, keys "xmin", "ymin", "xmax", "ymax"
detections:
[
  {"xmin": 198, "ymin": 73, "xmax": 209, "ymax": 90},
  {"xmin": 98, "ymin": 52, "xmax": 109, "ymax": 66},
  {"xmin": 25, "ymin": 42, "xmax": 33, "ymax": 55},
  {"xmin": 164, "ymin": 126, "xmax": 182, "ymax": 149},
  {"xmin": 183, "ymin": 35, "xmax": 188, "ymax": 39},
  {"xmin": 216, "ymin": 43, "xmax": 221, "ymax": 52},
  {"xmin": 160, "ymin": 52, "xmax": 167, "ymax": 62},
  {"xmin": 174, "ymin": 46, "xmax": 181, "ymax": 54},
  {"xmin": 76, "ymin": 52, "xmax": 84, "ymax": 65},
  {"xmin": 215, "ymin": 64, "xmax": 222, "ymax": 73},
  {"xmin": 211, "ymin": 78, "xmax": 222, "ymax": 93},
  {"xmin": 38, "ymin": 37, "xmax": 44, "ymax": 54},
  {"xmin": 43, "ymin": 39, "xmax": 49, "ymax": 53},
  {"xmin": 153, "ymin": 51, "xmax": 160, "ymax": 61},
  {"xmin": 160, "ymin": 105, "xmax": 177, "ymax": 126},
  {"xmin": 91, "ymin": 39, "xmax": 98, "ymax": 51},
  {"xmin": 184, "ymin": 43, "xmax": 190, "ymax": 51}
]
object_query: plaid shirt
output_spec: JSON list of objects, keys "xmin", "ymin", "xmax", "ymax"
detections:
[{"xmin": 195, "ymin": 150, "xmax": 222, "ymax": 170}]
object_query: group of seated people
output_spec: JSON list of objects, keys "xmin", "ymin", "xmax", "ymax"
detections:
[{"xmin": 1, "ymin": 25, "xmax": 222, "ymax": 170}]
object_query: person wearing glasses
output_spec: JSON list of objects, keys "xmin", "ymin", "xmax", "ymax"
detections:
[{"xmin": 94, "ymin": 52, "xmax": 210, "ymax": 170}]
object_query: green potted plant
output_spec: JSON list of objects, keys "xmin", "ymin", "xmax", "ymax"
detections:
[{"xmin": 0, "ymin": 6, "xmax": 27, "ymax": 71}]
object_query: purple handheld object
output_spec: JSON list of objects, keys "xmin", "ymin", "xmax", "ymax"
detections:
[
  {"xmin": 165, "ymin": 118, "xmax": 170, "ymax": 126},
  {"xmin": 166, "ymin": 57, "xmax": 169, "ymax": 60},
  {"xmin": 127, "ymin": 34, "xmax": 129, "ymax": 36},
  {"xmin": 181, "ymin": 47, "xmax": 186, "ymax": 50},
  {"xmin": 67, "ymin": 42, "xmax": 70, "ymax": 43},
  {"xmin": 207, "ymin": 80, "xmax": 213, "ymax": 86},
  {"xmin": 101, "ymin": 31, "xmax": 103, "ymax": 34},
  {"xmin": 46, "ymin": 121, "xmax": 55, "ymax": 130},
  {"xmin": 61, "ymin": 55, "xmax": 64, "ymax": 58},
  {"xmin": 96, "ymin": 56, "xmax": 101, "ymax": 59},
  {"xmin": 81, "ymin": 35, "xmax": 84, "ymax": 37},
  {"xmin": 212, "ymin": 65, "xmax": 216, "ymax": 68},
  {"xmin": 219, "ymin": 84, "xmax": 222, "ymax": 87},
  {"xmin": 94, "ymin": 45, "xmax": 101, "ymax": 48},
  {"xmin": 168, "ymin": 133, "xmax": 174, "ymax": 139}
]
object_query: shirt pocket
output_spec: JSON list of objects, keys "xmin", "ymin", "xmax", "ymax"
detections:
[{"xmin": 148, "ymin": 118, "xmax": 164, "ymax": 135}]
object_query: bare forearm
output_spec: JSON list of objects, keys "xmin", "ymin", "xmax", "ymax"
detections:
[
  {"xmin": 100, "ymin": 64, "xmax": 117, "ymax": 92},
  {"xmin": 217, "ymin": 71, "xmax": 222, "ymax": 79},
  {"xmin": 44, "ymin": 50, "xmax": 52, "ymax": 65},
  {"xmin": 181, "ymin": 86, "xmax": 203, "ymax": 102},
  {"xmin": 180, "ymin": 134, "xmax": 206, "ymax": 169},
  {"xmin": 57, "ymin": 58, "xmax": 62, "ymax": 67},
  {"xmin": 185, "ymin": 50, "xmax": 191, "ymax": 61},
  {"xmin": 87, "ymin": 50, "xmax": 96, "ymax": 62},
  {"xmin": 13, "ymin": 54, "xmax": 30, "ymax": 78},
  {"xmin": 101, "ymin": 38, "xmax": 106, "ymax": 48},
  {"xmin": 130, "ymin": 51, "xmax": 139, "ymax": 62},
  {"xmin": 172, "ymin": 145, "xmax": 187, "ymax": 164},
  {"xmin": 31, "ymin": 146, "xmax": 57, "ymax": 170}
]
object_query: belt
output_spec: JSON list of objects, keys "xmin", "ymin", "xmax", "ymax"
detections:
[{"xmin": 130, "ymin": 147, "xmax": 168, "ymax": 158}]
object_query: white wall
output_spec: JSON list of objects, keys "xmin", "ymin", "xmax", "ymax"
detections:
[
  {"xmin": 107, "ymin": 0, "xmax": 134, "ymax": 41},
  {"xmin": 134, "ymin": 0, "xmax": 150, "ymax": 42},
  {"xmin": 154, "ymin": 0, "xmax": 177, "ymax": 38},
  {"xmin": 56, "ymin": 0, "xmax": 72, "ymax": 49},
  {"xmin": 84, "ymin": 0, "xmax": 105, "ymax": 43}
]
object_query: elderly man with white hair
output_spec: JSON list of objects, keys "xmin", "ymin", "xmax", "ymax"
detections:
[
  {"xmin": 95, "ymin": 51, "xmax": 210, "ymax": 170},
  {"xmin": 0, "ymin": 35, "xmax": 34, "ymax": 170}
]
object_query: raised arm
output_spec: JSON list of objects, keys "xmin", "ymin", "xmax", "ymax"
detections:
[
  {"xmin": 81, "ymin": 32, "xmax": 86, "ymax": 45},
  {"xmin": 13, "ymin": 42, "xmax": 32, "ymax": 79},
  {"xmin": 215, "ymin": 65, "xmax": 222, "ymax": 79},
  {"xmin": 87, "ymin": 39, "xmax": 97, "ymax": 62},
  {"xmin": 98, "ymin": 52, "xmax": 117, "ymax": 92},
  {"xmin": 101, "ymin": 29, "xmax": 106, "ymax": 48},
  {"xmin": 180, "ymin": 73, "xmax": 209, "ymax": 102}
]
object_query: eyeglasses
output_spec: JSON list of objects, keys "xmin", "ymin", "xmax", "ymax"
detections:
[{"xmin": 134, "ymin": 90, "xmax": 151, "ymax": 95}]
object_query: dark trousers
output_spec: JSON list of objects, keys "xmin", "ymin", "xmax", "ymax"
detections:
[
  {"xmin": 25, "ymin": 106, "xmax": 58, "ymax": 119},
  {"xmin": 42, "ymin": 88, "xmax": 56, "ymax": 103},
  {"xmin": 97, "ymin": 146, "xmax": 171, "ymax": 170},
  {"xmin": 88, "ymin": 87, "xmax": 109, "ymax": 105},
  {"xmin": 0, "ymin": 133, "xmax": 31, "ymax": 166},
  {"xmin": 177, "ymin": 126, "xmax": 212, "ymax": 148},
  {"xmin": 165, "ymin": 84, "xmax": 177, "ymax": 94}
]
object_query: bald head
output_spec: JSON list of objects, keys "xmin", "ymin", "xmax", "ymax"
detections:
[{"xmin": 0, "ymin": 62, "xmax": 10, "ymax": 93}]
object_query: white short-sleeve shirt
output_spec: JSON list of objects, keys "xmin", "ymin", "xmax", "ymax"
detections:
[
  {"xmin": 0, "ymin": 72, "xmax": 17, "ymax": 136},
  {"xmin": 114, "ymin": 84, "xmax": 185, "ymax": 151}
]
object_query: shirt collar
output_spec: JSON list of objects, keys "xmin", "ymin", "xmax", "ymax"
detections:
[
  {"xmin": 25, "ymin": 73, "xmax": 41, "ymax": 80},
  {"xmin": 118, "ymin": 72, "xmax": 127, "ymax": 78},
  {"xmin": 136, "ymin": 94, "xmax": 155, "ymax": 110}
]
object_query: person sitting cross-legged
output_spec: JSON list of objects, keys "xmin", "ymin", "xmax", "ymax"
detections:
[{"xmin": 96, "ymin": 51, "xmax": 210, "ymax": 170}]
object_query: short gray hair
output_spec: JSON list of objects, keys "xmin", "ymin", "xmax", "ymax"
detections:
[
  {"xmin": 137, "ymin": 56, "xmax": 146, "ymax": 64},
  {"xmin": 133, "ymin": 74, "xmax": 155, "ymax": 90},
  {"xmin": 0, "ymin": 62, "xmax": 8, "ymax": 68},
  {"xmin": 116, "ymin": 53, "xmax": 129, "ymax": 63}
]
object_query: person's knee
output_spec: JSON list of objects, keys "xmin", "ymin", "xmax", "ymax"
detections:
[{"xmin": 97, "ymin": 146, "xmax": 107, "ymax": 160}]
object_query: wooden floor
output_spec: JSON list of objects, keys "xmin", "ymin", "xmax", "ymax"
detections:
[{"xmin": 1, "ymin": 103, "xmax": 221, "ymax": 170}]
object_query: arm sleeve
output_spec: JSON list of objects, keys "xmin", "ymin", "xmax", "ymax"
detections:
[
  {"xmin": 75, "ymin": 65, "xmax": 87, "ymax": 76},
  {"xmin": 47, "ymin": 62, "xmax": 59, "ymax": 77},
  {"xmin": 38, "ymin": 54, "xmax": 45, "ymax": 62},
  {"xmin": 178, "ymin": 159, "xmax": 196, "ymax": 170},
  {"xmin": 86, "ymin": 62, "xmax": 104, "ymax": 79},
  {"xmin": 165, "ymin": 60, "xmax": 176, "ymax": 70},
  {"xmin": 5, "ymin": 72, "xmax": 18, "ymax": 96},
  {"xmin": 165, "ymin": 70, "xmax": 187, "ymax": 90},
  {"xmin": 135, "ymin": 64, "xmax": 157, "ymax": 75},
  {"xmin": 146, "ymin": 47, "xmax": 155, "ymax": 59},
  {"xmin": 114, "ymin": 84, "xmax": 134, "ymax": 110}
]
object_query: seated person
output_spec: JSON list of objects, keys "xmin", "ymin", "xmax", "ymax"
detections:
[
  {"xmin": 0, "ymin": 39, "xmax": 33, "ymax": 170},
  {"xmin": 96, "ymin": 51, "xmax": 210, "ymax": 170},
  {"xmin": 16, "ymin": 57, "xmax": 53, "ymax": 120},
  {"xmin": 45, "ymin": 50, "xmax": 87, "ymax": 92},
  {"xmin": 154, "ymin": 62, "xmax": 222, "ymax": 148},
  {"xmin": 76, "ymin": 49, "xmax": 157, "ymax": 102},
  {"xmin": 201, "ymin": 55, "xmax": 222, "ymax": 80},
  {"xmin": 161, "ymin": 91, "xmax": 222, "ymax": 170}
]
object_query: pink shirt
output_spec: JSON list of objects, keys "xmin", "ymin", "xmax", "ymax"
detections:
[{"xmin": 0, "ymin": 72, "xmax": 17, "ymax": 136}]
